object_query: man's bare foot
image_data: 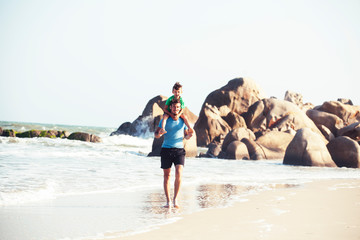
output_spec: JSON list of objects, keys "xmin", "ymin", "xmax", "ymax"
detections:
[
  {"xmin": 173, "ymin": 199, "xmax": 180, "ymax": 209},
  {"xmin": 163, "ymin": 201, "xmax": 171, "ymax": 208},
  {"xmin": 159, "ymin": 128, "xmax": 167, "ymax": 136}
]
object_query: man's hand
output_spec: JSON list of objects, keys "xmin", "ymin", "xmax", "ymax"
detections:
[{"xmin": 184, "ymin": 129, "xmax": 193, "ymax": 140}]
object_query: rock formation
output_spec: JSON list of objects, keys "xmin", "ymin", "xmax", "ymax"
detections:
[
  {"xmin": 111, "ymin": 95, "xmax": 198, "ymax": 137},
  {"xmin": 337, "ymin": 122, "xmax": 360, "ymax": 140},
  {"xmin": 317, "ymin": 101, "xmax": 360, "ymax": 125},
  {"xmin": 67, "ymin": 132, "xmax": 102, "ymax": 143},
  {"xmin": 194, "ymin": 78, "xmax": 264, "ymax": 147},
  {"xmin": 0, "ymin": 128, "xmax": 99, "ymax": 142},
  {"xmin": 283, "ymin": 128, "xmax": 336, "ymax": 167},
  {"xmin": 243, "ymin": 98, "xmax": 323, "ymax": 138},
  {"xmin": 327, "ymin": 136, "xmax": 360, "ymax": 168}
]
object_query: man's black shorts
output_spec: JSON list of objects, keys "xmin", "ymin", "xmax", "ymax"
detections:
[{"xmin": 160, "ymin": 148, "xmax": 186, "ymax": 169}]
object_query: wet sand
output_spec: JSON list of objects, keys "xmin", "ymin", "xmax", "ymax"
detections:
[{"xmin": 111, "ymin": 179, "xmax": 360, "ymax": 240}]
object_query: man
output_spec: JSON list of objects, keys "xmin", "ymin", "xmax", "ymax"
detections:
[{"xmin": 154, "ymin": 98, "xmax": 193, "ymax": 208}]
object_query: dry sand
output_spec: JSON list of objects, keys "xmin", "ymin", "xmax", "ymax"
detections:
[{"xmin": 110, "ymin": 179, "xmax": 360, "ymax": 240}]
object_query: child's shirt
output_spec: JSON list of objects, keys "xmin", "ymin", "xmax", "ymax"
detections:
[{"xmin": 165, "ymin": 95, "xmax": 185, "ymax": 112}]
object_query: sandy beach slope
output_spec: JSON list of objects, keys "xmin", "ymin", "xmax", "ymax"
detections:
[{"xmin": 112, "ymin": 179, "xmax": 360, "ymax": 240}]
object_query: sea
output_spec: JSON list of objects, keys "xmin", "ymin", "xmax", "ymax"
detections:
[{"xmin": 1, "ymin": 120, "xmax": 359, "ymax": 240}]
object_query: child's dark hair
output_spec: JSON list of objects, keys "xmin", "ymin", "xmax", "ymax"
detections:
[
  {"xmin": 170, "ymin": 98, "xmax": 181, "ymax": 106},
  {"xmin": 173, "ymin": 82, "xmax": 182, "ymax": 90}
]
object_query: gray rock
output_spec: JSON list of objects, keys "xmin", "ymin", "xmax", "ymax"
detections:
[
  {"xmin": 194, "ymin": 78, "xmax": 264, "ymax": 147},
  {"xmin": 327, "ymin": 136, "xmax": 360, "ymax": 168},
  {"xmin": 68, "ymin": 132, "xmax": 102, "ymax": 143},
  {"xmin": 283, "ymin": 128, "xmax": 336, "ymax": 167}
]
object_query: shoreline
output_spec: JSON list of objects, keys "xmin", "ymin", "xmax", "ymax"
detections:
[{"xmin": 104, "ymin": 178, "xmax": 360, "ymax": 240}]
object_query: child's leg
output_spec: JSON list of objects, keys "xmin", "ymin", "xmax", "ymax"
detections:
[
  {"xmin": 180, "ymin": 113, "xmax": 194, "ymax": 133},
  {"xmin": 160, "ymin": 114, "xmax": 169, "ymax": 135}
]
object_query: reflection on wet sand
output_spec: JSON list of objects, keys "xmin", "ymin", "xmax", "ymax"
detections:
[{"xmin": 143, "ymin": 183, "xmax": 300, "ymax": 218}]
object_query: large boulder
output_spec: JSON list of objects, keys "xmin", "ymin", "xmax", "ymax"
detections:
[
  {"xmin": 68, "ymin": 132, "xmax": 102, "ymax": 143},
  {"xmin": 327, "ymin": 136, "xmax": 360, "ymax": 168},
  {"xmin": 218, "ymin": 129, "xmax": 293, "ymax": 160},
  {"xmin": 337, "ymin": 122, "xmax": 360, "ymax": 141},
  {"xmin": 240, "ymin": 138, "xmax": 266, "ymax": 160},
  {"xmin": 318, "ymin": 125, "xmax": 335, "ymax": 141},
  {"xmin": 317, "ymin": 101, "xmax": 360, "ymax": 125},
  {"xmin": 256, "ymin": 131, "xmax": 294, "ymax": 154},
  {"xmin": 203, "ymin": 141, "xmax": 223, "ymax": 158},
  {"xmin": 111, "ymin": 95, "xmax": 198, "ymax": 137},
  {"xmin": 194, "ymin": 103, "xmax": 232, "ymax": 148},
  {"xmin": 194, "ymin": 78, "xmax": 264, "ymax": 146},
  {"xmin": 225, "ymin": 141, "xmax": 250, "ymax": 160},
  {"xmin": 2, "ymin": 129, "xmax": 16, "ymax": 137},
  {"xmin": 243, "ymin": 98, "xmax": 324, "ymax": 138},
  {"xmin": 17, "ymin": 130, "xmax": 42, "ymax": 138},
  {"xmin": 283, "ymin": 128, "xmax": 336, "ymax": 167},
  {"xmin": 221, "ymin": 127, "xmax": 256, "ymax": 152},
  {"xmin": 306, "ymin": 109, "xmax": 344, "ymax": 135},
  {"xmin": 148, "ymin": 132, "xmax": 198, "ymax": 158}
]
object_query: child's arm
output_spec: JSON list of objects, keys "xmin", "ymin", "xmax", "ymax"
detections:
[
  {"xmin": 154, "ymin": 127, "xmax": 162, "ymax": 138},
  {"xmin": 163, "ymin": 105, "xmax": 173, "ymax": 117}
]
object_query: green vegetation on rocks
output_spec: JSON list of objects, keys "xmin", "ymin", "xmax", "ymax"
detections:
[{"xmin": 1, "ymin": 128, "xmax": 100, "ymax": 143}]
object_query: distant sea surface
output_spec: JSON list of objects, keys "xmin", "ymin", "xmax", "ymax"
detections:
[{"xmin": 1, "ymin": 121, "xmax": 359, "ymax": 240}]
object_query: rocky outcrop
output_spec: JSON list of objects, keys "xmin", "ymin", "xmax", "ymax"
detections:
[
  {"xmin": 68, "ymin": 132, "xmax": 102, "ymax": 143},
  {"xmin": 111, "ymin": 95, "xmax": 198, "ymax": 137},
  {"xmin": 17, "ymin": 130, "xmax": 42, "ymax": 138},
  {"xmin": 225, "ymin": 141, "xmax": 250, "ymax": 160},
  {"xmin": 337, "ymin": 122, "xmax": 360, "ymax": 141},
  {"xmin": 16, "ymin": 130, "xmax": 70, "ymax": 139},
  {"xmin": 199, "ymin": 127, "xmax": 255, "ymax": 159},
  {"xmin": 221, "ymin": 127, "xmax": 256, "ymax": 152},
  {"xmin": 240, "ymin": 138, "xmax": 266, "ymax": 160},
  {"xmin": 228, "ymin": 131, "xmax": 294, "ymax": 161},
  {"xmin": 243, "ymin": 98, "xmax": 323, "ymax": 138},
  {"xmin": 317, "ymin": 101, "xmax": 360, "ymax": 125},
  {"xmin": 327, "ymin": 136, "xmax": 360, "ymax": 168},
  {"xmin": 1, "ymin": 129, "xmax": 17, "ymax": 137},
  {"xmin": 194, "ymin": 78, "xmax": 264, "ymax": 147},
  {"xmin": 255, "ymin": 131, "xmax": 294, "ymax": 158},
  {"xmin": 306, "ymin": 109, "xmax": 344, "ymax": 136},
  {"xmin": 283, "ymin": 128, "xmax": 336, "ymax": 167},
  {"xmin": 1, "ymin": 128, "xmax": 98, "ymax": 142},
  {"xmin": 203, "ymin": 141, "xmax": 223, "ymax": 158}
]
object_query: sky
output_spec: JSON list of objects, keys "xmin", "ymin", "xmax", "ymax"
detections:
[{"xmin": 1, "ymin": 0, "xmax": 359, "ymax": 128}]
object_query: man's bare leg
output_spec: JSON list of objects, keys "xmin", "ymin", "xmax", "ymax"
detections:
[
  {"xmin": 173, "ymin": 164, "xmax": 183, "ymax": 208},
  {"xmin": 163, "ymin": 168, "xmax": 171, "ymax": 207}
]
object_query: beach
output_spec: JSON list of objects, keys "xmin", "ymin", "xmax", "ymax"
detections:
[
  {"xmin": 1, "ymin": 121, "xmax": 360, "ymax": 240},
  {"xmin": 116, "ymin": 179, "xmax": 360, "ymax": 240}
]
